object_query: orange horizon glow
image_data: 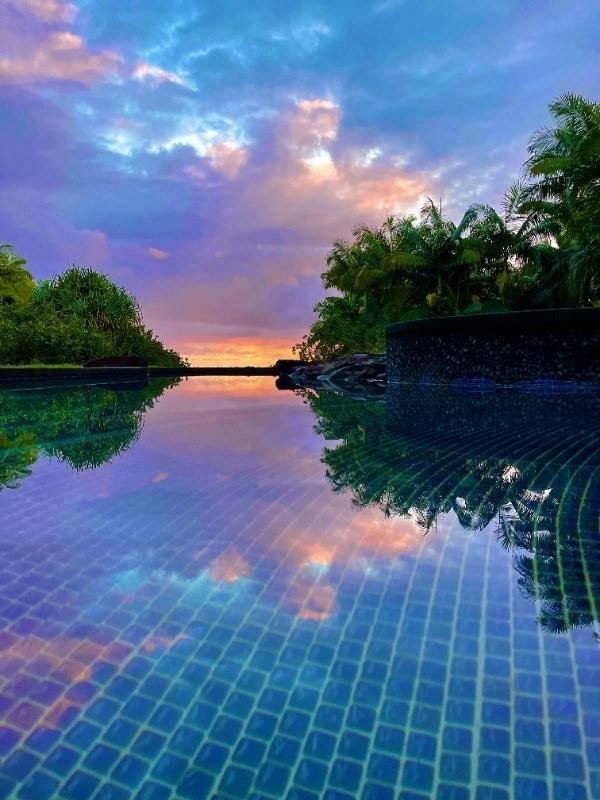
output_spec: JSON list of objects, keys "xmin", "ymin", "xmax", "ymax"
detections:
[
  {"xmin": 178, "ymin": 375, "xmax": 280, "ymax": 397},
  {"xmin": 179, "ymin": 336, "xmax": 296, "ymax": 368}
]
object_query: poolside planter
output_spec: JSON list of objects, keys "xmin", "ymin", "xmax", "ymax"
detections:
[{"xmin": 386, "ymin": 308, "xmax": 600, "ymax": 388}]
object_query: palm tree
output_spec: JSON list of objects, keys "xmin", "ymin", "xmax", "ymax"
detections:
[
  {"xmin": 402, "ymin": 199, "xmax": 484, "ymax": 313},
  {"xmin": 0, "ymin": 244, "xmax": 34, "ymax": 305},
  {"xmin": 505, "ymin": 94, "xmax": 600, "ymax": 304},
  {"xmin": 322, "ymin": 204, "xmax": 498, "ymax": 320}
]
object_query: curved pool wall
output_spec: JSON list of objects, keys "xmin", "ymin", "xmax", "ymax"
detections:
[{"xmin": 386, "ymin": 308, "xmax": 600, "ymax": 389}]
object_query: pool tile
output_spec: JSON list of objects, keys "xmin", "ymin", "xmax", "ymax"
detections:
[
  {"xmin": 255, "ymin": 763, "xmax": 290, "ymax": 796},
  {"xmin": 0, "ymin": 381, "xmax": 599, "ymax": 800},
  {"xmin": 268, "ymin": 735, "xmax": 301, "ymax": 767},
  {"xmin": 178, "ymin": 769, "xmax": 215, "ymax": 800},
  {"xmin": 62, "ymin": 770, "xmax": 101, "ymax": 800},
  {"xmin": 111, "ymin": 754, "xmax": 149, "ymax": 788},
  {"xmin": 233, "ymin": 737, "xmax": 267, "ymax": 768},
  {"xmin": 83, "ymin": 743, "xmax": 120, "ymax": 773},
  {"xmin": 367, "ymin": 752, "xmax": 400, "ymax": 784},
  {"xmin": 152, "ymin": 752, "xmax": 188, "ymax": 784},
  {"xmin": 219, "ymin": 765, "xmax": 254, "ymax": 798},
  {"xmin": 197, "ymin": 741, "xmax": 229, "ymax": 773},
  {"xmin": 16, "ymin": 771, "xmax": 59, "ymax": 800},
  {"xmin": 329, "ymin": 758, "xmax": 363, "ymax": 792},
  {"xmin": 1, "ymin": 750, "xmax": 40, "ymax": 782},
  {"xmin": 338, "ymin": 730, "xmax": 369, "ymax": 760},
  {"xmin": 402, "ymin": 760, "xmax": 434, "ymax": 792},
  {"xmin": 93, "ymin": 783, "xmax": 131, "ymax": 800}
]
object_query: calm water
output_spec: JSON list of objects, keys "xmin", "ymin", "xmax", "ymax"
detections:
[{"xmin": 0, "ymin": 376, "xmax": 598, "ymax": 800}]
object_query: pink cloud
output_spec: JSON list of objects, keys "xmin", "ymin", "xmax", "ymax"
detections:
[
  {"xmin": 206, "ymin": 142, "xmax": 249, "ymax": 180},
  {"xmin": 290, "ymin": 98, "xmax": 340, "ymax": 153},
  {"xmin": 0, "ymin": 31, "xmax": 122, "ymax": 85},
  {"xmin": 5, "ymin": 0, "xmax": 77, "ymax": 23},
  {"xmin": 132, "ymin": 61, "xmax": 186, "ymax": 87},
  {"xmin": 132, "ymin": 97, "xmax": 430, "ymax": 362},
  {"xmin": 147, "ymin": 247, "xmax": 169, "ymax": 261},
  {"xmin": 207, "ymin": 98, "xmax": 427, "ymax": 243}
]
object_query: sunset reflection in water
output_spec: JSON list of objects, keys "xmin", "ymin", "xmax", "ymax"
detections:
[{"xmin": 0, "ymin": 376, "xmax": 598, "ymax": 800}]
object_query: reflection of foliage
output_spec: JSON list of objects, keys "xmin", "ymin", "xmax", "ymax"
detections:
[
  {"xmin": 502, "ymin": 477, "xmax": 600, "ymax": 636},
  {"xmin": 302, "ymin": 386, "xmax": 600, "ymax": 636},
  {"xmin": 0, "ymin": 377, "xmax": 178, "ymax": 484},
  {"xmin": 0, "ymin": 431, "xmax": 38, "ymax": 489}
]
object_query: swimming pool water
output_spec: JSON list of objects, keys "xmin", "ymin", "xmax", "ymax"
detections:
[{"xmin": 0, "ymin": 376, "xmax": 598, "ymax": 799}]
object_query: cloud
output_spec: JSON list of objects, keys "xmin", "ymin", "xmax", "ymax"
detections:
[
  {"xmin": 0, "ymin": 0, "xmax": 597, "ymax": 363},
  {"xmin": 147, "ymin": 246, "xmax": 169, "ymax": 261},
  {"xmin": 146, "ymin": 114, "xmax": 250, "ymax": 180},
  {"xmin": 178, "ymin": 97, "xmax": 426, "ymax": 249},
  {"xmin": 133, "ymin": 61, "xmax": 187, "ymax": 87},
  {"xmin": 7, "ymin": 93, "xmax": 426, "ymax": 361},
  {"xmin": 0, "ymin": 31, "xmax": 122, "ymax": 85},
  {"xmin": 119, "ymin": 96, "xmax": 427, "ymax": 360},
  {"xmin": 205, "ymin": 141, "xmax": 249, "ymax": 179},
  {"xmin": 177, "ymin": 336, "xmax": 296, "ymax": 367},
  {"xmin": 5, "ymin": 0, "xmax": 77, "ymax": 23}
]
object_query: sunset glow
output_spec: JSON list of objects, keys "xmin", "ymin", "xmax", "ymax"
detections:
[
  {"xmin": 180, "ymin": 338, "xmax": 295, "ymax": 367},
  {"xmin": 1, "ymin": 1, "xmax": 596, "ymax": 363}
]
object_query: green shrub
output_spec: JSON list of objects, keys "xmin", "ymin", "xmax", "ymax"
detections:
[{"xmin": 0, "ymin": 260, "xmax": 185, "ymax": 367}]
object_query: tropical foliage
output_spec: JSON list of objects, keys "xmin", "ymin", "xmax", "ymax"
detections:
[
  {"xmin": 295, "ymin": 94, "xmax": 599, "ymax": 360},
  {"xmin": 0, "ymin": 244, "xmax": 35, "ymax": 306},
  {"xmin": 0, "ymin": 259, "xmax": 185, "ymax": 367}
]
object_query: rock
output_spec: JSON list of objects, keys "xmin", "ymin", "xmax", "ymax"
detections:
[
  {"xmin": 288, "ymin": 353, "xmax": 386, "ymax": 397},
  {"xmin": 274, "ymin": 358, "xmax": 313, "ymax": 375},
  {"xmin": 84, "ymin": 355, "xmax": 148, "ymax": 368}
]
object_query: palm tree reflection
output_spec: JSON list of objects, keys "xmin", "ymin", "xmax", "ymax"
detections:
[{"xmin": 301, "ymin": 386, "xmax": 600, "ymax": 637}]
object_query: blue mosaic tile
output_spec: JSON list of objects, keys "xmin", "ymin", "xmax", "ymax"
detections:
[
  {"xmin": 328, "ymin": 758, "xmax": 363, "ymax": 793},
  {"xmin": 61, "ymin": 771, "xmax": 101, "ymax": 800},
  {"xmin": 177, "ymin": 769, "xmax": 215, "ymax": 800},
  {"xmin": 16, "ymin": 770, "xmax": 59, "ymax": 800},
  {"xmin": 0, "ymin": 380, "xmax": 598, "ymax": 800},
  {"xmin": 151, "ymin": 751, "xmax": 188, "ymax": 784},
  {"xmin": 367, "ymin": 752, "xmax": 400, "ymax": 784},
  {"xmin": 219, "ymin": 765, "xmax": 254, "ymax": 798}
]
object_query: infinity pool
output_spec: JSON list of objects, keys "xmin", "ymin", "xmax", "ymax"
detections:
[{"xmin": 0, "ymin": 377, "xmax": 598, "ymax": 800}]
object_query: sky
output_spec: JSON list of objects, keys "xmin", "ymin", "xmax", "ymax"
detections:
[{"xmin": 1, "ymin": 0, "xmax": 597, "ymax": 365}]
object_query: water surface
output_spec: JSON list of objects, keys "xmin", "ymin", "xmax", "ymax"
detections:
[{"xmin": 0, "ymin": 377, "xmax": 598, "ymax": 800}]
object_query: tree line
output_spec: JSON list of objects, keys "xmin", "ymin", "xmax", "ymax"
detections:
[
  {"xmin": 0, "ymin": 252, "xmax": 185, "ymax": 366},
  {"xmin": 295, "ymin": 94, "xmax": 599, "ymax": 361}
]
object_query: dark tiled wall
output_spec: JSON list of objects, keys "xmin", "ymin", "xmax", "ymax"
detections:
[{"xmin": 386, "ymin": 310, "xmax": 600, "ymax": 387}]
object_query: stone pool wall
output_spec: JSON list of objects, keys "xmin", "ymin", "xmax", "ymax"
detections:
[{"xmin": 386, "ymin": 308, "xmax": 600, "ymax": 388}]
